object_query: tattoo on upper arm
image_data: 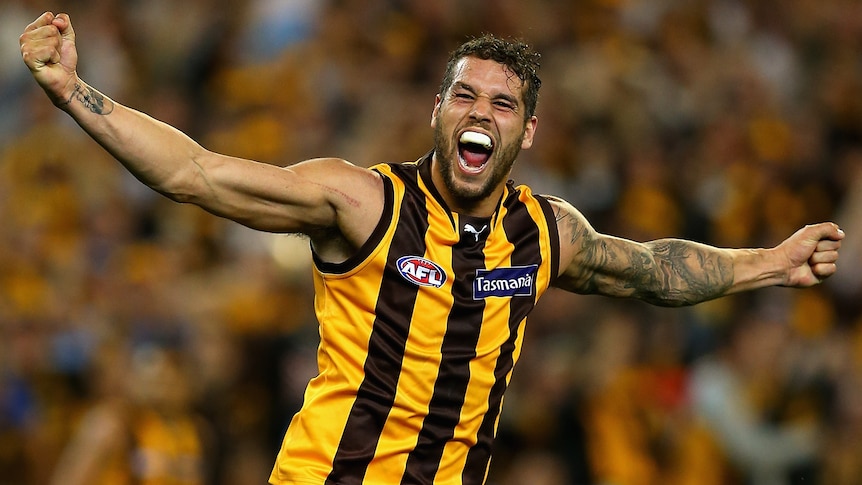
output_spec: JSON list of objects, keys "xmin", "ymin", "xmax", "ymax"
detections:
[
  {"xmin": 554, "ymin": 202, "xmax": 606, "ymax": 293},
  {"xmin": 553, "ymin": 203, "xmax": 582, "ymax": 246},
  {"xmin": 60, "ymin": 83, "xmax": 114, "ymax": 115}
]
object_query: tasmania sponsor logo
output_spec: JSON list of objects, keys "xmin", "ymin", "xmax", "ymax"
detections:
[
  {"xmin": 397, "ymin": 256, "xmax": 447, "ymax": 288},
  {"xmin": 473, "ymin": 265, "xmax": 538, "ymax": 299}
]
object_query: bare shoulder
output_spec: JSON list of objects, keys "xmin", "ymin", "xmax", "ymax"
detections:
[
  {"xmin": 290, "ymin": 157, "xmax": 382, "ymax": 188},
  {"xmin": 304, "ymin": 156, "xmax": 382, "ymax": 213},
  {"xmin": 544, "ymin": 195, "xmax": 597, "ymax": 251},
  {"xmin": 281, "ymin": 157, "xmax": 383, "ymax": 214}
]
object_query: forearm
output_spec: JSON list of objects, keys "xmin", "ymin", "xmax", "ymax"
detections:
[
  {"xmin": 552, "ymin": 199, "xmax": 802, "ymax": 305},
  {"xmin": 639, "ymin": 239, "xmax": 783, "ymax": 306},
  {"xmin": 58, "ymin": 77, "xmax": 206, "ymax": 201}
]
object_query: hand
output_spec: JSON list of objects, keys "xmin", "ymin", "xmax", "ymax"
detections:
[
  {"xmin": 779, "ymin": 222, "xmax": 844, "ymax": 287},
  {"xmin": 20, "ymin": 12, "xmax": 79, "ymax": 106}
]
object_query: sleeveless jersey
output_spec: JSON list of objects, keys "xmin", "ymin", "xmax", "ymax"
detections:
[{"xmin": 269, "ymin": 155, "xmax": 560, "ymax": 485}]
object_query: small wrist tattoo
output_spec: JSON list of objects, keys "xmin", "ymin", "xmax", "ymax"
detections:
[{"xmin": 65, "ymin": 83, "xmax": 114, "ymax": 115}]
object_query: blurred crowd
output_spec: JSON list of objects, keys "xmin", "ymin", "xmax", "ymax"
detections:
[{"xmin": 1, "ymin": 0, "xmax": 862, "ymax": 483}]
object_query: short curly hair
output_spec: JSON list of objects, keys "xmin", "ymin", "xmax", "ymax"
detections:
[{"xmin": 439, "ymin": 34, "xmax": 542, "ymax": 120}]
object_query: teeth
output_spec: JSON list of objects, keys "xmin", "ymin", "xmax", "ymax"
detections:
[{"xmin": 460, "ymin": 131, "xmax": 492, "ymax": 150}]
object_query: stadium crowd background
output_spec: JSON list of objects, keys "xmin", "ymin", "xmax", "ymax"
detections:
[{"xmin": 2, "ymin": 0, "xmax": 862, "ymax": 483}]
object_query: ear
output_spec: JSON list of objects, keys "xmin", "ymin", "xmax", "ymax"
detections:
[
  {"xmin": 430, "ymin": 94, "xmax": 442, "ymax": 129},
  {"xmin": 521, "ymin": 115, "xmax": 538, "ymax": 150}
]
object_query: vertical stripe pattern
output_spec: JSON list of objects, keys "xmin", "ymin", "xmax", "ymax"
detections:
[
  {"xmin": 327, "ymin": 167, "xmax": 429, "ymax": 485},
  {"xmin": 401, "ymin": 215, "xmax": 489, "ymax": 483},
  {"xmin": 269, "ymin": 157, "xmax": 560, "ymax": 485},
  {"xmin": 462, "ymin": 185, "xmax": 545, "ymax": 483}
]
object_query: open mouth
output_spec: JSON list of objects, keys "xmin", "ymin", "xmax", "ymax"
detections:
[{"xmin": 458, "ymin": 131, "xmax": 494, "ymax": 173}]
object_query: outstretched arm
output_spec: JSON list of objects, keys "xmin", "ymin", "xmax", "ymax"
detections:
[
  {"xmin": 19, "ymin": 12, "xmax": 383, "ymax": 257},
  {"xmin": 550, "ymin": 197, "xmax": 843, "ymax": 306}
]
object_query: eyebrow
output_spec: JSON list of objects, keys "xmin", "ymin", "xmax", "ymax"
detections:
[{"xmin": 452, "ymin": 82, "xmax": 520, "ymax": 109}]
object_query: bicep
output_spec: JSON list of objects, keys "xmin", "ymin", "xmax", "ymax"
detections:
[
  {"xmin": 185, "ymin": 155, "xmax": 382, "ymax": 237},
  {"xmin": 552, "ymin": 199, "xmax": 655, "ymax": 297}
]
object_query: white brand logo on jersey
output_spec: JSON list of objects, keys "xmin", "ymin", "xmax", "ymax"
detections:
[
  {"xmin": 464, "ymin": 223, "xmax": 488, "ymax": 242},
  {"xmin": 397, "ymin": 256, "xmax": 447, "ymax": 288}
]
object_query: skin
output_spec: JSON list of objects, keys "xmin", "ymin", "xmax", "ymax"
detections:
[
  {"xmin": 20, "ymin": 12, "xmax": 844, "ymax": 307},
  {"xmin": 430, "ymin": 57, "xmax": 537, "ymax": 216}
]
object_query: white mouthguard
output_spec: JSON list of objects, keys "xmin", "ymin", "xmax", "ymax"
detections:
[{"xmin": 459, "ymin": 131, "xmax": 493, "ymax": 150}]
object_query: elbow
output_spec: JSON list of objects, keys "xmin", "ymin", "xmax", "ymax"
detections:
[
  {"xmin": 640, "ymin": 292, "xmax": 695, "ymax": 308},
  {"xmin": 639, "ymin": 261, "xmax": 731, "ymax": 307},
  {"xmin": 157, "ymin": 151, "xmax": 213, "ymax": 204},
  {"xmin": 635, "ymin": 278, "xmax": 704, "ymax": 307},
  {"xmin": 164, "ymin": 190, "xmax": 196, "ymax": 205},
  {"xmin": 152, "ymin": 177, "xmax": 199, "ymax": 205},
  {"xmin": 638, "ymin": 286, "xmax": 722, "ymax": 307},
  {"xmin": 652, "ymin": 297, "xmax": 699, "ymax": 308}
]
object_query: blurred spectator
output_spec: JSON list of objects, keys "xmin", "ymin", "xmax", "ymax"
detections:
[
  {"xmin": 3, "ymin": 0, "xmax": 862, "ymax": 483},
  {"xmin": 49, "ymin": 341, "xmax": 213, "ymax": 485},
  {"xmin": 689, "ymin": 293, "xmax": 824, "ymax": 485}
]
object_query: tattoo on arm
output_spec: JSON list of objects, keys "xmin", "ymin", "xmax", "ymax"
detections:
[
  {"xmin": 554, "ymin": 203, "xmax": 582, "ymax": 246},
  {"xmin": 640, "ymin": 240, "xmax": 734, "ymax": 306},
  {"xmin": 59, "ymin": 83, "xmax": 114, "ymax": 115},
  {"xmin": 554, "ymin": 200, "xmax": 734, "ymax": 305},
  {"xmin": 554, "ymin": 202, "xmax": 605, "ymax": 294}
]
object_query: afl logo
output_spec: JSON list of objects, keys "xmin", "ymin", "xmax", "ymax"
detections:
[{"xmin": 396, "ymin": 256, "xmax": 447, "ymax": 288}]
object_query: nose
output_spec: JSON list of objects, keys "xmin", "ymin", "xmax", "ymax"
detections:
[{"xmin": 468, "ymin": 96, "xmax": 492, "ymax": 123}]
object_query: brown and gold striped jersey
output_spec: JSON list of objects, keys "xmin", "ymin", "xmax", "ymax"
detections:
[{"xmin": 270, "ymin": 154, "xmax": 560, "ymax": 485}]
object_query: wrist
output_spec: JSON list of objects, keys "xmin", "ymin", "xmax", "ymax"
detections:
[
  {"xmin": 51, "ymin": 75, "xmax": 81, "ymax": 110},
  {"xmin": 735, "ymin": 247, "xmax": 788, "ymax": 291},
  {"xmin": 53, "ymin": 78, "xmax": 115, "ymax": 116}
]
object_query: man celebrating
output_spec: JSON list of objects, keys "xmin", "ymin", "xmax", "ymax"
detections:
[{"xmin": 21, "ymin": 12, "xmax": 843, "ymax": 485}]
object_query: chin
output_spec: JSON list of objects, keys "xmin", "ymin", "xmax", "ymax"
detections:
[{"xmin": 446, "ymin": 170, "xmax": 498, "ymax": 202}]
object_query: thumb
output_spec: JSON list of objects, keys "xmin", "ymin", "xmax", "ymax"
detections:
[{"xmin": 806, "ymin": 222, "xmax": 845, "ymax": 245}]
